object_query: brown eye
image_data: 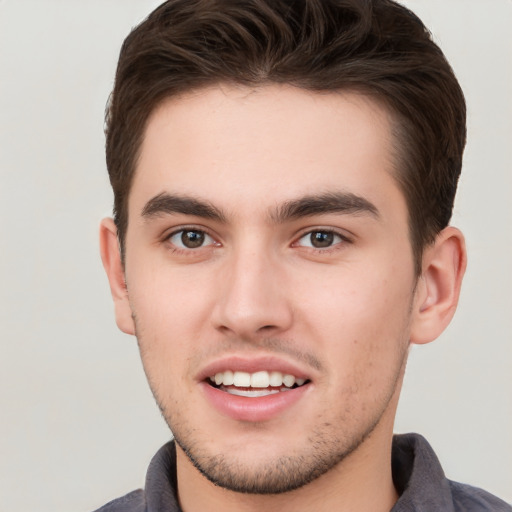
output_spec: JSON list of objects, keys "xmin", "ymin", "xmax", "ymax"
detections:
[
  {"xmin": 181, "ymin": 230, "xmax": 205, "ymax": 248},
  {"xmin": 310, "ymin": 231, "xmax": 334, "ymax": 248},
  {"xmin": 169, "ymin": 229, "xmax": 214, "ymax": 249},
  {"xmin": 296, "ymin": 230, "xmax": 344, "ymax": 249}
]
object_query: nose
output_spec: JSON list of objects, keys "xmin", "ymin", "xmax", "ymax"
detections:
[{"xmin": 211, "ymin": 244, "xmax": 294, "ymax": 340}]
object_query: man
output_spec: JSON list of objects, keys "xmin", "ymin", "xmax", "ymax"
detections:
[{"xmin": 97, "ymin": 0, "xmax": 511, "ymax": 510}]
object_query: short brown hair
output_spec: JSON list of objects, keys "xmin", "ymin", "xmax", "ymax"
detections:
[{"xmin": 106, "ymin": 0, "xmax": 466, "ymax": 273}]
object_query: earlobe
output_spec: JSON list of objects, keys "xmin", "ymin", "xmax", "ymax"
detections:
[
  {"xmin": 99, "ymin": 218, "xmax": 135, "ymax": 335},
  {"xmin": 410, "ymin": 227, "xmax": 467, "ymax": 345}
]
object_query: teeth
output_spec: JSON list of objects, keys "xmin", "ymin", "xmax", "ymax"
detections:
[
  {"xmin": 283, "ymin": 374, "xmax": 295, "ymax": 387},
  {"xmin": 227, "ymin": 388, "xmax": 280, "ymax": 397},
  {"xmin": 209, "ymin": 370, "xmax": 307, "ymax": 389},
  {"xmin": 251, "ymin": 371, "xmax": 269, "ymax": 388},
  {"xmin": 233, "ymin": 371, "xmax": 251, "ymax": 387},
  {"xmin": 223, "ymin": 370, "xmax": 234, "ymax": 385},
  {"xmin": 269, "ymin": 371, "xmax": 283, "ymax": 387}
]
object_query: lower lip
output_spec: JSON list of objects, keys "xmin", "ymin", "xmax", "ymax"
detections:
[{"xmin": 200, "ymin": 382, "xmax": 310, "ymax": 422}]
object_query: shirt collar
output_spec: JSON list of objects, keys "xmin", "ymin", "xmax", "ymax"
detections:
[{"xmin": 143, "ymin": 433, "xmax": 455, "ymax": 511}]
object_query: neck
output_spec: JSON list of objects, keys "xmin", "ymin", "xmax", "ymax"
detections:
[{"xmin": 176, "ymin": 415, "xmax": 399, "ymax": 512}]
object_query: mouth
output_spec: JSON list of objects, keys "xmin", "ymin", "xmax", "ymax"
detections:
[
  {"xmin": 206, "ymin": 370, "xmax": 310, "ymax": 398},
  {"xmin": 199, "ymin": 356, "xmax": 314, "ymax": 421}
]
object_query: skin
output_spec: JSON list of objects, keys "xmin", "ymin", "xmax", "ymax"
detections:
[{"xmin": 101, "ymin": 84, "xmax": 466, "ymax": 512}]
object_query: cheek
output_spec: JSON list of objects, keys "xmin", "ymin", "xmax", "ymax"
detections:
[
  {"xmin": 129, "ymin": 254, "xmax": 216, "ymax": 324},
  {"xmin": 295, "ymin": 261, "xmax": 413, "ymax": 374},
  {"xmin": 300, "ymin": 262, "xmax": 412, "ymax": 328},
  {"xmin": 126, "ymin": 264, "xmax": 216, "ymax": 384}
]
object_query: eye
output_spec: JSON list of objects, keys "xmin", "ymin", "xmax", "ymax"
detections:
[
  {"xmin": 296, "ymin": 230, "xmax": 345, "ymax": 249},
  {"xmin": 168, "ymin": 229, "xmax": 215, "ymax": 249}
]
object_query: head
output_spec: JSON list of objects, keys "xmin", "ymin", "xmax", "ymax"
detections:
[
  {"xmin": 101, "ymin": 0, "xmax": 467, "ymax": 502},
  {"xmin": 106, "ymin": 0, "xmax": 466, "ymax": 275}
]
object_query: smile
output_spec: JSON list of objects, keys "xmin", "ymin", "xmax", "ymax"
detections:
[{"xmin": 208, "ymin": 370, "xmax": 309, "ymax": 398}]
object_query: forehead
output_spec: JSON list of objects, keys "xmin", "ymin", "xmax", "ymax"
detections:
[{"xmin": 130, "ymin": 84, "xmax": 403, "ymax": 221}]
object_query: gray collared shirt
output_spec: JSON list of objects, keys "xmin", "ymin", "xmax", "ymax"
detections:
[{"xmin": 94, "ymin": 433, "xmax": 511, "ymax": 511}]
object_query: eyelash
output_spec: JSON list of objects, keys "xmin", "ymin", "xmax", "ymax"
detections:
[
  {"xmin": 293, "ymin": 229, "xmax": 352, "ymax": 253},
  {"xmin": 162, "ymin": 227, "xmax": 352, "ymax": 255},
  {"xmin": 164, "ymin": 226, "xmax": 218, "ymax": 255}
]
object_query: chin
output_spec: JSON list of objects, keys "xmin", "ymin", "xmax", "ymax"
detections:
[{"xmin": 171, "ymin": 413, "xmax": 381, "ymax": 495}]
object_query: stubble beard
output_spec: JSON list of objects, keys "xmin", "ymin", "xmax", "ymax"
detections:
[
  {"xmin": 133, "ymin": 313, "xmax": 411, "ymax": 495},
  {"xmin": 148, "ymin": 352, "xmax": 408, "ymax": 495},
  {"xmin": 171, "ymin": 411, "xmax": 386, "ymax": 494}
]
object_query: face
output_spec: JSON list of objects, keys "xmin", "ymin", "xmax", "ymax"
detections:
[{"xmin": 120, "ymin": 85, "xmax": 420, "ymax": 493}]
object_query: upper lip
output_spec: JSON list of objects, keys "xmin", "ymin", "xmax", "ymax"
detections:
[{"xmin": 197, "ymin": 355, "xmax": 313, "ymax": 383}]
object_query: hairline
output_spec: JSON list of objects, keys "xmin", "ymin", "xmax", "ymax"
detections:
[{"xmin": 116, "ymin": 82, "xmax": 427, "ymax": 274}]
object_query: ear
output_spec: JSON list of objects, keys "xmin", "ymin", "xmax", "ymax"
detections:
[
  {"xmin": 410, "ymin": 226, "xmax": 467, "ymax": 345},
  {"xmin": 99, "ymin": 218, "xmax": 135, "ymax": 335}
]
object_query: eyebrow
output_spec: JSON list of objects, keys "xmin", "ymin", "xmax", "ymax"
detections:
[
  {"xmin": 270, "ymin": 192, "xmax": 380, "ymax": 223},
  {"xmin": 140, "ymin": 190, "xmax": 379, "ymax": 224},
  {"xmin": 141, "ymin": 192, "xmax": 226, "ymax": 222}
]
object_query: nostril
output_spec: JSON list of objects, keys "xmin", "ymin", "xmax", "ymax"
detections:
[{"xmin": 259, "ymin": 325, "xmax": 277, "ymax": 331}]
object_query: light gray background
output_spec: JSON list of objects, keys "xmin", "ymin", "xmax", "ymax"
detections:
[{"xmin": 0, "ymin": 1, "xmax": 510, "ymax": 510}]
